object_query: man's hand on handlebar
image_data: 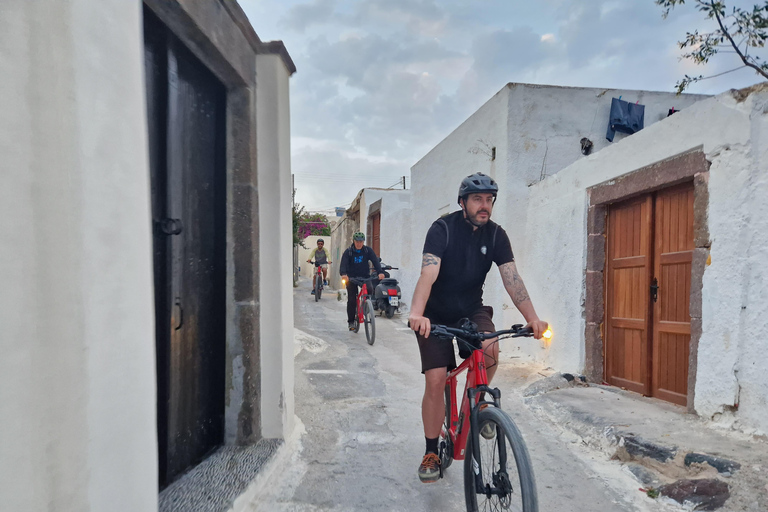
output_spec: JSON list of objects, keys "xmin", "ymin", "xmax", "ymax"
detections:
[
  {"xmin": 408, "ymin": 315, "xmax": 431, "ymax": 338},
  {"xmin": 525, "ymin": 319, "xmax": 549, "ymax": 340},
  {"xmin": 378, "ymin": 273, "xmax": 385, "ymax": 280}
]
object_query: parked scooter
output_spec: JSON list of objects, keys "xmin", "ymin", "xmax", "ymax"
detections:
[{"xmin": 371, "ymin": 261, "xmax": 401, "ymax": 318}]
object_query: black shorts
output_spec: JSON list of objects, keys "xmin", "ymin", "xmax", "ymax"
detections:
[{"xmin": 416, "ymin": 306, "xmax": 495, "ymax": 373}]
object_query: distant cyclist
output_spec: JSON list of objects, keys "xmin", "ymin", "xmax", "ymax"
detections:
[
  {"xmin": 339, "ymin": 232, "xmax": 384, "ymax": 330},
  {"xmin": 307, "ymin": 238, "xmax": 331, "ymax": 294},
  {"xmin": 408, "ymin": 172, "xmax": 548, "ymax": 483}
]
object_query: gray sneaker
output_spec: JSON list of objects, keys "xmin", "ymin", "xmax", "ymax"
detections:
[
  {"xmin": 348, "ymin": 322, "xmax": 355, "ymax": 331},
  {"xmin": 418, "ymin": 453, "xmax": 440, "ymax": 483}
]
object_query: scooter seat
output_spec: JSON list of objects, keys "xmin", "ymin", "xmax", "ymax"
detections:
[{"xmin": 379, "ymin": 278, "xmax": 398, "ymax": 286}]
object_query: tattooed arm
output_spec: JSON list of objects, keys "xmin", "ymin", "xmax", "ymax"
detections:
[
  {"xmin": 408, "ymin": 253, "xmax": 441, "ymax": 337},
  {"xmin": 498, "ymin": 261, "xmax": 548, "ymax": 339}
]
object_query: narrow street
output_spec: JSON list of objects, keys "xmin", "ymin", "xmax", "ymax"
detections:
[{"xmin": 247, "ymin": 279, "xmax": 671, "ymax": 512}]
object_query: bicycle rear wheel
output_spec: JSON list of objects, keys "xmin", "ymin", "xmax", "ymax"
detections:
[
  {"xmin": 363, "ymin": 299, "xmax": 375, "ymax": 345},
  {"xmin": 464, "ymin": 407, "xmax": 538, "ymax": 512},
  {"xmin": 315, "ymin": 274, "xmax": 322, "ymax": 301}
]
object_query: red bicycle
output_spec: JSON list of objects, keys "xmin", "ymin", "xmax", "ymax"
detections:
[
  {"xmin": 310, "ymin": 261, "xmax": 324, "ymax": 301},
  {"xmin": 430, "ymin": 320, "xmax": 545, "ymax": 512},
  {"xmin": 345, "ymin": 276, "xmax": 376, "ymax": 345}
]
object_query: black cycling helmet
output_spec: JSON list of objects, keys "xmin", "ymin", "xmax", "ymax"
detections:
[
  {"xmin": 457, "ymin": 172, "xmax": 498, "ymax": 205},
  {"xmin": 317, "ymin": 238, "xmax": 324, "ymax": 243},
  {"xmin": 353, "ymin": 231, "xmax": 365, "ymax": 241}
]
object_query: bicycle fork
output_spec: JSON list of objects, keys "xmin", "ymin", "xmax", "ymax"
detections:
[{"xmin": 468, "ymin": 386, "xmax": 509, "ymax": 497}]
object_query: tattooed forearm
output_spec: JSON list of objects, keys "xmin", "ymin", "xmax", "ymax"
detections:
[
  {"xmin": 499, "ymin": 262, "xmax": 531, "ymax": 305},
  {"xmin": 422, "ymin": 253, "xmax": 441, "ymax": 268}
]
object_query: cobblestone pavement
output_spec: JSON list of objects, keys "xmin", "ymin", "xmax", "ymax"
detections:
[{"xmin": 244, "ymin": 279, "xmax": 672, "ymax": 512}]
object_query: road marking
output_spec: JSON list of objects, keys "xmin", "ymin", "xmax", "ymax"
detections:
[{"xmin": 303, "ymin": 369, "xmax": 350, "ymax": 375}]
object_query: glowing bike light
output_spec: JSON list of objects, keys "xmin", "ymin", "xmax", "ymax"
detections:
[{"xmin": 542, "ymin": 328, "xmax": 553, "ymax": 340}]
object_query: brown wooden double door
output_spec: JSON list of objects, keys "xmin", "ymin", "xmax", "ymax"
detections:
[{"xmin": 605, "ymin": 183, "xmax": 694, "ymax": 406}]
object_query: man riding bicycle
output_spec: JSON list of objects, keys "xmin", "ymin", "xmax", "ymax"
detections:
[
  {"xmin": 339, "ymin": 232, "xmax": 385, "ymax": 331},
  {"xmin": 408, "ymin": 172, "xmax": 549, "ymax": 483},
  {"xmin": 307, "ymin": 238, "xmax": 331, "ymax": 294}
]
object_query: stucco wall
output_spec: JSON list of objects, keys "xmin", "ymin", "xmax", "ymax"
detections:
[
  {"xmin": 524, "ymin": 86, "xmax": 768, "ymax": 433},
  {"xmin": 403, "ymin": 88, "xmax": 510, "ymax": 313},
  {"xmin": 363, "ymin": 188, "xmax": 410, "ymax": 264},
  {"xmin": 0, "ymin": 1, "xmax": 158, "ymax": 510},
  {"xmin": 257, "ymin": 53, "xmax": 295, "ymax": 439}
]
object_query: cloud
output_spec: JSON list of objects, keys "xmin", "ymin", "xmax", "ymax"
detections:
[
  {"xmin": 280, "ymin": 0, "xmax": 338, "ymax": 33},
  {"xmin": 238, "ymin": 0, "xmax": 767, "ymax": 210},
  {"xmin": 292, "ymin": 146, "xmax": 410, "ymax": 208},
  {"xmin": 470, "ymin": 27, "xmax": 549, "ymax": 86}
]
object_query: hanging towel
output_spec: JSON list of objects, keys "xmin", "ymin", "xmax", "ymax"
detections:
[{"xmin": 606, "ymin": 97, "xmax": 645, "ymax": 142}]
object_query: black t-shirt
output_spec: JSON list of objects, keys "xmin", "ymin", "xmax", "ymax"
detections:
[{"xmin": 422, "ymin": 210, "xmax": 514, "ymax": 323}]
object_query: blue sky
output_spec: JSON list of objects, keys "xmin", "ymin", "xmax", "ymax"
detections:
[{"xmin": 238, "ymin": 0, "xmax": 765, "ymax": 211}]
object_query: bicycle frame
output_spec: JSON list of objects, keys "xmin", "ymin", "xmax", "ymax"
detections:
[
  {"xmin": 445, "ymin": 347, "xmax": 494, "ymax": 460},
  {"xmin": 444, "ymin": 345, "xmax": 509, "ymax": 494},
  {"xmin": 355, "ymin": 282, "xmax": 370, "ymax": 323}
]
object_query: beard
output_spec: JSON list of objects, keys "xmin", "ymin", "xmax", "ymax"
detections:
[{"xmin": 465, "ymin": 208, "xmax": 491, "ymax": 227}]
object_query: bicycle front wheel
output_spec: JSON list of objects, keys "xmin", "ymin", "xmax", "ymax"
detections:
[
  {"xmin": 364, "ymin": 299, "xmax": 375, "ymax": 345},
  {"xmin": 315, "ymin": 275, "xmax": 322, "ymax": 301},
  {"xmin": 464, "ymin": 407, "xmax": 538, "ymax": 512}
]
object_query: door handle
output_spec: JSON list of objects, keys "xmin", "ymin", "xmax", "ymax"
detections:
[
  {"xmin": 650, "ymin": 278, "xmax": 659, "ymax": 303},
  {"xmin": 158, "ymin": 218, "xmax": 183, "ymax": 236},
  {"xmin": 173, "ymin": 297, "xmax": 184, "ymax": 330}
]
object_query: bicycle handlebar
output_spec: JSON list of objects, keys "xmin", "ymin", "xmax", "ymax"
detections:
[
  {"xmin": 429, "ymin": 323, "xmax": 533, "ymax": 342},
  {"xmin": 348, "ymin": 276, "xmax": 378, "ymax": 285}
]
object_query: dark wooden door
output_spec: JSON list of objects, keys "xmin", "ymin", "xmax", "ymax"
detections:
[
  {"xmin": 143, "ymin": 7, "xmax": 226, "ymax": 487},
  {"xmin": 652, "ymin": 184, "xmax": 694, "ymax": 406},
  {"xmin": 605, "ymin": 195, "xmax": 653, "ymax": 395},
  {"xmin": 604, "ymin": 183, "xmax": 694, "ymax": 405},
  {"xmin": 143, "ymin": 9, "xmax": 171, "ymax": 485}
]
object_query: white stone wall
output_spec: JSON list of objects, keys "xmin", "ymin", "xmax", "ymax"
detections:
[
  {"xmin": 0, "ymin": 2, "xmax": 158, "ymax": 510},
  {"xmin": 524, "ymin": 86, "xmax": 768, "ymax": 434},
  {"xmin": 257, "ymin": 53, "xmax": 295, "ymax": 439}
]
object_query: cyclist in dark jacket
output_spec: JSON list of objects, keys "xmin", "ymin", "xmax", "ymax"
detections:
[{"xmin": 339, "ymin": 231, "xmax": 384, "ymax": 330}]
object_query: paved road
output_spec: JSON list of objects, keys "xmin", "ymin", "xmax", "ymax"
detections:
[{"xmin": 247, "ymin": 280, "xmax": 666, "ymax": 511}]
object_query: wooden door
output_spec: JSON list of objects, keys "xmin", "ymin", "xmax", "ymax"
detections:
[
  {"xmin": 604, "ymin": 183, "xmax": 694, "ymax": 405},
  {"xmin": 371, "ymin": 211, "xmax": 381, "ymax": 256},
  {"xmin": 144, "ymin": 7, "xmax": 227, "ymax": 487},
  {"xmin": 605, "ymin": 196, "xmax": 653, "ymax": 395},
  {"xmin": 652, "ymin": 184, "xmax": 694, "ymax": 406}
]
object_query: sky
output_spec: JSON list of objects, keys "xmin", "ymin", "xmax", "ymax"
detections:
[{"xmin": 238, "ymin": 0, "xmax": 765, "ymax": 213}]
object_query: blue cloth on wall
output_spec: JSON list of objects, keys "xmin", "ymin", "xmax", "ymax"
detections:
[{"xmin": 606, "ymin": 98, "xmax": 645, "ymax": 142}]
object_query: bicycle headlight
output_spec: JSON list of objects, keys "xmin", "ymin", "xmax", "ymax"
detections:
[{"xmin": 542, "ymin": 328, "xmax": 553, "ymax": 340}]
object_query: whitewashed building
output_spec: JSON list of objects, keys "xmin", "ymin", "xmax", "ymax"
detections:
[
  {"xmin": 329, "ymin": 188, "xmax": 410, "ymax": 291},
  {"xmin": 403, "ymin": 83, "xmax": 708, "ymax": 326},
  {"xmin": 406, "ymin": 81, "xmax": 768, "ymax": 434}
]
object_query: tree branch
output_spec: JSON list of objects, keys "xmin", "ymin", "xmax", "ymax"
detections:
[{"xmin": 712, "ymin": 1, "xmax": 768, "ymax": 79}]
